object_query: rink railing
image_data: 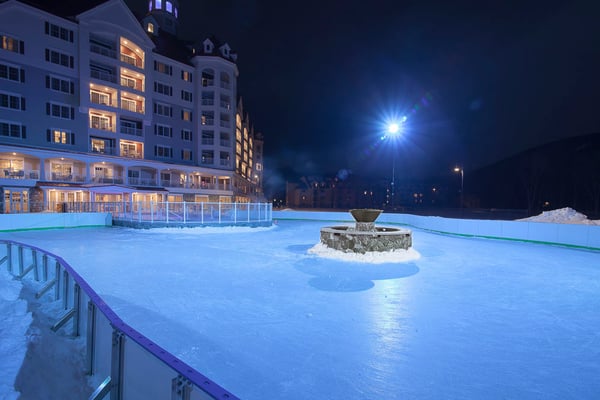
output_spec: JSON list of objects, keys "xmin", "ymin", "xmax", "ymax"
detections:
[
  {"xmin": 56, "ymin": 201, "xmax": 272, "ymax": 227},
  {"xmin": 1, "ymin": 240, "xmax": 239, "ymax": 400}
]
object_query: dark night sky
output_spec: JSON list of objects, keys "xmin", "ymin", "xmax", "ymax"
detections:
[{"xmin": 126, "ymin": 0, "xmax": 600, "ymax": 188}]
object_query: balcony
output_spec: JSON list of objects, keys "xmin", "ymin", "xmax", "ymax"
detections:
[
  {"xmin": 201, "ymin": 138, "xmax": 214, "ymax": 145},
  {"xmin": 160, "ymin": 180, "xmax": 185, "ymax": 188},
  {"xmin": 220, "ymin": 159, "xmax": 230, "ymax": 167},
  {"xmin": 201, "ymin": 118, "xmax": 214, "ymax": 126},
  {"xmin": 2, "ymin": 169, "xmax": 38, "ymax": 179},
  {"xmin": 219, "ymin": 121, "xmax": 230, "ymax": 128},
  {"xmin": 120, "ymin": 126, "xmax": 143, "ymax": 136},
  {"xmin": 90, "ymin": 44, "xmax": 117, "ymax": 59},
  {"xmin": 91, "ymin": 121, "xmax": 113, "ymax": 132},
  {"xmin": 220, "ymin": 140, "xmax": 231, "ymax": 147},
  {"xmin": 201, "ymin": 158, "xmax": 214, "ymax": 165},
  {"xmin": 90, "ymin": 146, "xmax": 117, "ymax": 155},
  {"xmin": 220, "ymin": 101, "xmax": 231, "ymax": 110},
  {"xmin": 128, "ymin": 177, "xmax": 157, "ymax": 187},
  {"xmin": 90, "ymin": 70, "xmax": 117, "ymax": 84},
  {"xmin": 50, "ymin": 173, "xmax": 85, "ymax": 183},
  {"xmin": 92, "ymin": 176, "xmax": 124, "ymax": 184},
  {"xmin": 121, "ymin": 101, "xmax": 144, "ymax": 114},
  {"xmin": 121, "ymin": 150, "xmax": 142, "ymax": 159},
  {"xmin": 120, "ymin": 54, "xmax": 143, "ymax": 68},
  {"xmin": 120, "ymin": 77, "xmax": 143, "ymax": 92},
  {"xmin": 201, "ymin": 99, "xmax": 214, "ymax": 106}
]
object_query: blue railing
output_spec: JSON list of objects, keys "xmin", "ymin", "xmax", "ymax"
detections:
[{"xmin": 1, "ymin": 240, "xmax": 239, "ymax": 399}]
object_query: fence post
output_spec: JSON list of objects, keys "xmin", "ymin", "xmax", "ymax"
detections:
[
  {"xmin": 183, "ymin": 201, "xmax": 187, "ymax": 224},
  {"xmin": 201, "ymin": 202, "xmax": 204, "ymax": 224},
  {"xmin": 110, "ymin": 330, "xmax": 125, "ymax": 400},
  {"xmin": 6, "ymin": 243, "xmax": 12, "ymax": 273},
  {"xmin": 166, "ymin": 201, "xmax": 169, "ymax": 223}
]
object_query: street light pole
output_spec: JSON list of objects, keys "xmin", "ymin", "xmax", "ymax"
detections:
[
  {"xmin": 387, "ymin": 122, "xmax": 400, "ymax": 209},
  {"xmin": 453, "ymin": 166, "xmax": 464, "ymax": 209}
]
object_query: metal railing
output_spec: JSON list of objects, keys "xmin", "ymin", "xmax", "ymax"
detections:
[
  {"xmin": 1, "ymin": 240, "xmax": 239, "ymax": 399},
  {"xmin": 58, "ymin": 201, "xmax": 272, "ymax": 226}
]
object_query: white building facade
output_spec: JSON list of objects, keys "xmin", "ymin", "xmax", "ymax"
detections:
[{"xmin": 0, "ymin": 0, "xmax": 264, "ymax": 213}]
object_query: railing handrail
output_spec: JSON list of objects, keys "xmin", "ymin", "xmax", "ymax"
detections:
[{"xmin": 1, "ymin": 239, "xmax": 239, "ymax": 399}]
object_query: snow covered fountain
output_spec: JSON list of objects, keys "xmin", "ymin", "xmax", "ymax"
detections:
[{"xmin": 319, "ymin": 209, "xmax": 412, "ymax": 254}]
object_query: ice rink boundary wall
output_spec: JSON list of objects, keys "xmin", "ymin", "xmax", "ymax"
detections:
[
  {"xmin": 0, "ymin": 213, "xmax": 112, "ymax": 232},
  {"xmin": 273, "ymin": 210, "xmax": 600, "ymax": 251}
]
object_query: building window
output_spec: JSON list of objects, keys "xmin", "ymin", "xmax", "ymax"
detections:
[
  {"xmin": 154, "ymin": 124, "xmax": 172, "ymax": 137},
  {"xmin": 201, "ymin": 131, "xmax": 214, "ymax": 145},
  {"xmin": 181, "ymin": 149, "xmax": 192, "ymax": 161},
  {"xmin": 0, "ymin": 92, "xmax": 25, "ymax": 111},
  {"xmin": 47, "ymin": 129, "xmax": 74, "ymax": 145},
  {"xmin": 46, "ymin": 75, "xmax": 74, "ymax": 94},
  {"xmin": 44, "ymin": 22, "xmax": 74, "ymax": 42},
  {"xmin": 153, "ymin": 102, "xmax": 172, "ymax": 117},
  {"xmin": 147, "ymin": 23, "xmax": 154, "ymax": 33},
  {"xmin": 181, "ymin": 129, "xmax": 192, "ymax": 141},
  {"xmin": 181, "ymin": 109, "xmax": 192, "ymax": 121},
  {"xmin": 201, "ymin": 150, "xmax": 214, "ymax": 165},
  {"xmin": 201, "ymin": 111, "xmax": 214, "ymax": 125},
  {"xmin": 46, "ymin": 102, "xmax": 74, "ymax": 119},
  {"xmin": 153, "ymin": 81, "xmax": 172, "ymax": 96},
  {"xmin": 181, "ymin": 70, "xmax": 192, "ymax": 82},
  {"xmin": 45, "ymin": 49, "xmax": 74, "ymax": 68},
  {"xmin": 0, "ymin": 63, "xmax": 25, "ymax": 83},
  {"xmin": 154, "ymin": 60, "xmax": 172, "ymax": 75},
  {"xmin": 0, "ymin": 121, "xmax": 26, "ymax": 138},
  {"xmin": 220, "ymin": 152, "xmax": 231, "ymax": 166},
  {"xmin": 1, "ymin": 34, "xmax": 24, "ymax": 54},
  {"xmin": 181, "ymin": 90, "xmax": 192, "ymax": 102},
  {"xmin": 154, "ymin": 145, "xmax": 172, "ymax": 158}
]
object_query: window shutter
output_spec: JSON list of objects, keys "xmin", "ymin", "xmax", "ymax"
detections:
[
  {"xmin": 47, "ymin": 129, "xmax": 51, "ymax": 142},
  {"xmin": 71, "ymin": 133, "xmax": 75, "ymax": 145},
  {"xmin": 153, "ymin": 82, "xmax": 157, "ymax": 91},
  {"xmin": 70, "ymin": 107, "xmax": 75, "ymax": 119},
  {"xmin": 169, "ymin": 148, "xmax": 173, "ymax": 157},
  {"xmin": 45, "ymin": 49, "xmax": 49, "ymax": 61},
  {"xmin": 21, "ymin": 125, "xmax": 26, "ymax": 138},
  {"xmin": 46, "ymin": 103, "xmax": 50, "ymax": 115},
  {"xmin": 153, "ymin": 103, "xmax": 157, "ymax": 113},
  {"xmin": 45, "ymin": 22, "xmax": 49, "ymax": 34},
  {"xmin": 20, "ymin": 69, "xmax": 25, "ymax": 83},
  {"xmin": 69, "ymin": 56, "xmax": 74, "ymax": 69},
  {"xmin": 169, "ymin": 87, "xmax": 172, "ymax": 96},
  {"xmin": 190, "ymin": 73, "xmax": 192, "ymax": 83},
  {"xmin": 69, "ymin": 31, "xmax": 73, "ymax": 42},
  {"xmin": 19, "ymin": 41, "xmax": 24, "ymax": 54},
  {"xmin": 21, "ymin": 98, "xmax": 25, "ymax": 110},
  {"xmin": 154, "ymin": 146, "xmax": 157, "ymax": 156},
  {"xmin": 154, "ymin": 125, "xmax": 157, "ymax": 135},
  {"xmin": 169, "ymin": 107, "xmax": 172, "ymax": 117},
  {"xmin": 45, "ymin": 75, "xmax": 50, "ymax": 88},
  {"xmin": 70, "ymin": 82, "xmax": 74, "ymax": 94}
]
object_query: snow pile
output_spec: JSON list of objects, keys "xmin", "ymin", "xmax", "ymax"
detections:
[
  {"xmin": 0, "ymin": 269, "xmax": 31, "ymax": 399},
  {"xmin": 308, "ymin": 242, "xmax": 421, "ymax": 264},
  {"xmin": 518, "ymin": 207, "xmax": 600, "ymax": 225}
]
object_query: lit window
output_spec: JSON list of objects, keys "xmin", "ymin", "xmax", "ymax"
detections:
[
  {"xmin": 174, "ymin": 7, "xmax": 178, "ymax": 17},
  {"xmin": 148, "ymin": 0, "xmax": 152, "ymax": 11},
  {"xmin": 156, "ymin": 0, "xmax": 162, "ymax": 8},
  {"xmin": 147, "ymin": 23, "xmax": 154, "ymax": 33},
  {"xmin": 166, "ymin": 1, "xmax": 172, "ymax": 12}
]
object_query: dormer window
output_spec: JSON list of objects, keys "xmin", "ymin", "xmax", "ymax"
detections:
[
  {"xmin": 148, "ymin": 0, "xmax": 152, "ymax": 11},
  {"xmin": 147, "ymin": 23, "xmax": 154, "ymax": 33},
  {"xmin": 166, "ymin": 1, "xmax": 172, "ymax": 12},
  {"xmin": 204, "ymin": 43, "xmax": 213, "ymax": 53},
  {"xmin": 156, "ymin": 0, "xmax": 162, "ymax": 9}
]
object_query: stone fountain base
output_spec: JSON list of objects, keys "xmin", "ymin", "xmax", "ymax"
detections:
[
  {"xmin": 320, "ymin": 226, "xmax": 412, "ymax": 253},
  {"xmin": 319, "ymin": 209, "xmax": 413, "ymax": 254}
]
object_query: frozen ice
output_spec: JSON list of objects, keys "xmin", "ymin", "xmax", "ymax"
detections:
[{"xmin": 1, "ymin": 216, "xmax": 599, "ymax": 399}]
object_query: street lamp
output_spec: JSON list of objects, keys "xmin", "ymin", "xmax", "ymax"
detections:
[
  {"xmin": 381, "ymin": 117, "xmax": 405, "ymax": 208},
  {"xmin": 453, "ymin": 166, "xmax": 464, "ymax": 209}
]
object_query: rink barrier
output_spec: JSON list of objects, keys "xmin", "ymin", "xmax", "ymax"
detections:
[
  {"xmin": 68, "ymin": 201, "xmax": 273, "ymax": 228},
  {"xmin": 1, "ymin": 240, "xmax": 239, "ymax": 400},
  {"xmin": 273, "ymin": 210, "xmax": 600, "ymax": 251}
]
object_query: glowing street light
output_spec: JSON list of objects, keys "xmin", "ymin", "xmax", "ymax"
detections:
[{"xmin": 381, "ymin": 117, "xmax": 406, "ymax": 209}]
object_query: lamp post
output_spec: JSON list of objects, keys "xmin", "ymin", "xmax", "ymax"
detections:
[
  {"xmin": 388, "ymin": 123, "xmax": 399, "ymax": 208},
  {"xmin": 453, "ymin": 166, "xmax": 464, "ymax": 209}
]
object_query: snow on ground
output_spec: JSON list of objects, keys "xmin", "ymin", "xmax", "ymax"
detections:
[
  {"xmin": 0, "ymin": 269, "xmax": 30, "ymax": 400},
  {"xmin": 308, "ymin": 242, "xmax": 421, "ymax": 264},
  {"xmin": 518, "ymin": 207, "xmax": 600, "ymax": 225},
  {"xmin": 0, "ymin": 215, "xmax": 599, "ymax": 399}
]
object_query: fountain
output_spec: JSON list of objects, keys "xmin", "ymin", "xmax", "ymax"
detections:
[{"xmin": 319, "ymin": 209, "xmax": 412, "ymax": 254}]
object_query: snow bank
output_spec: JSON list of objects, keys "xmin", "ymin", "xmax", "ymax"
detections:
[
  {"xmin": 518, "ymin": 207, "xmax": 600, "ymax": 225},
  {"xmin": 0, "ymin": 269, "xmax": 31, "ymax": 399},
  {"xmin": 308, "ymin": 242, "xmax": 421, "ymax": 264}
]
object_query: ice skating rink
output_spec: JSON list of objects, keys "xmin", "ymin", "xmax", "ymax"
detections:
[{"xmin": 5, "ymin": 219, "xmax": 600, "ymax": 399}]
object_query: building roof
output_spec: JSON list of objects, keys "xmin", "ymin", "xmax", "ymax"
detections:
[{"xmin": 13, "ymin": 0, "xmax": 107, "ymax": 20}]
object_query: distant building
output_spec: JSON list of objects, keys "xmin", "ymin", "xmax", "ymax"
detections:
[
  {"xmin": 285, "ymin": 175, "xmax": 447, "ymax": 210},
  {"xmin": 0, "ymin": 0, "xmax": 264, "ymax": 213}
]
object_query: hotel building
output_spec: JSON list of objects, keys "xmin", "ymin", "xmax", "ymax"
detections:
[{"xmin": 0, "ymin": 0, "xmax": 264, "ymax": 213}]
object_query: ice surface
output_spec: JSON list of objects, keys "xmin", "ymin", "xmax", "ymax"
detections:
[{"xmin": 1, "ymin": 219, "xmax": 600, "ymax": 399}]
